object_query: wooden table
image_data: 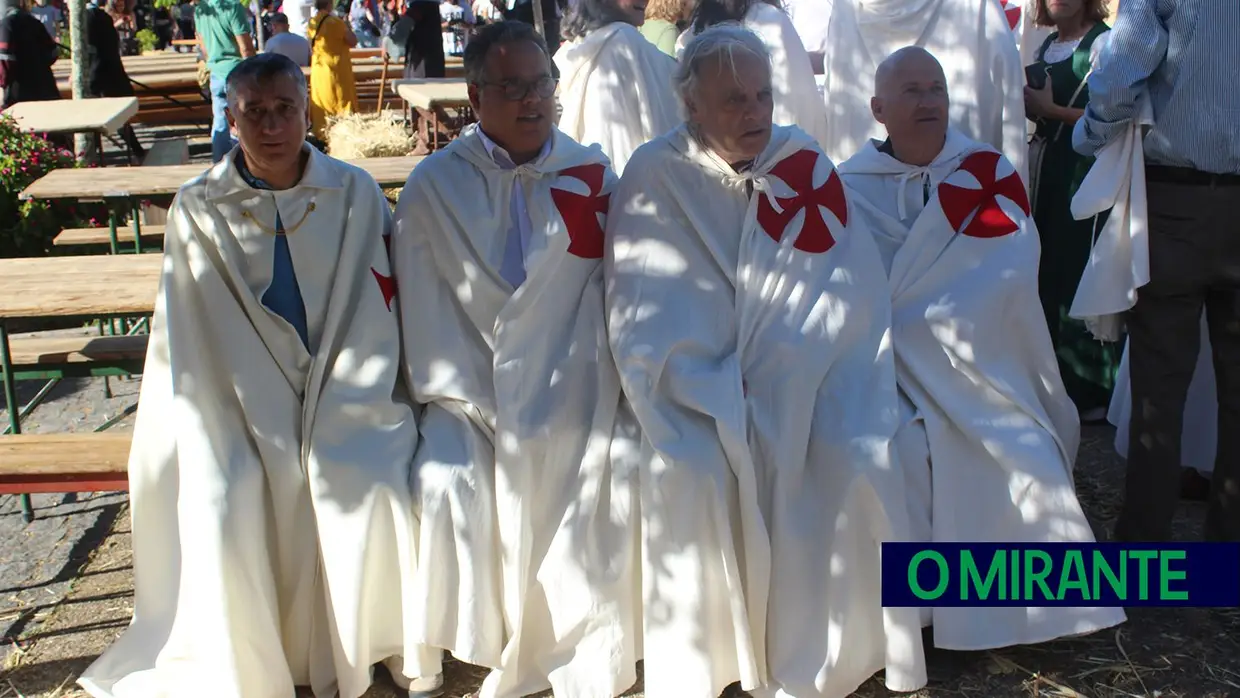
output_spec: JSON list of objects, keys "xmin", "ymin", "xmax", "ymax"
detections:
[
  {"xmin": 5, "ymin": 97, "xmax": 140, "ymax": 163},
  {"xmin": 21, "ymin": 154, "xmax": 424, "ymax": 253},
  {"xmin": 0, "ymin": 254, "xmax": 162, "ymax": 518},
  {"xmin": 22, "ymin": 154, "xmax": 423, "ymax": 200},
  {"xmin": 395, "ymin": 79, "xmax": 470, "ymax": 111},
  {"xmin": 396, "ymin": 79, "xmax": 473, "ymax": 150}
]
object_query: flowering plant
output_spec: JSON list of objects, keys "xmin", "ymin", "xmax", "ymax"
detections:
[{"xmin": 0, "ymin": 113, "xmax": 104, "ymax": 258}]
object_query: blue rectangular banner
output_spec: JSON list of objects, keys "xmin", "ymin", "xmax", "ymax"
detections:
[{"xmin": 881, "ymin": 542, "xmax": 1240, "ymax": 607}]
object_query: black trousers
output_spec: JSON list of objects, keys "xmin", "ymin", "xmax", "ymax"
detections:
[{"xmin": 1114, "ymin": 167, "xmax": 1240, "ymax": 542}]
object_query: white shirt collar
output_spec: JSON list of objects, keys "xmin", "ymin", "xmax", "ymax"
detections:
[{"xmin": 477, "ymin": 126, "xmax": 553, "ymax": 170}]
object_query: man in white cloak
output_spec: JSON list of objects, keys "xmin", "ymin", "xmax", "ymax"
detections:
[
  {"xmin": 78, "ymin": 54, "xmax": 428, "ymax": 698},
  {"xmin": 392, "ymin": 20, "xmax": 642, "ymax": 698},
  {"xmin": 606, "ymin": 25, "xmax": 927, "ymax": 698},
  {"xmin": 837, "ymin": 47, "xmax": 1126, "ymax": 650},
  {"xmin": 822, "ymin": 0, "xmax": 1028, "ymax": 181},
  {"xmin": 554, "ymin": 0, "xmax": 680, "ymax": 174}
]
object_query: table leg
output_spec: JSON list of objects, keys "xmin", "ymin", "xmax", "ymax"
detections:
[
  {"xmin": 130, "ymin": 200, "xmax": 143, "ymax": 255},
  {"xmin": 108, "ymin": 209, "xmax": 120, "ymax": 255},
  {"xmin": 0, "ymin": 323, "xmax": 34, "ymax": 523},
  {"xmin": 95, "ymin": 132, "xmax": 105, "ymax": 167}
]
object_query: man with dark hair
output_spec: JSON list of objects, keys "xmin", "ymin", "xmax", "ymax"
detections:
[
  {"xmin": 0, "ymin": 0, "xmax": 61, "ymax": 108},
  {"xmin": 78, "ymin": 53, "xmax": 427, "ymax": 698},
  {"xmin": 264, "ymin": 10, "xmax": 312, "ymax": 65},
  {"xmin": 196, "ymin": 0, "xmax": 257, "ymax": 162},
  {"xmin": 85, "ymin": 0, "xmax": 146, "ymax": 162},
  {"xmin": 393, "ymin": 19, "xmax": 641, "ymax": 698}
]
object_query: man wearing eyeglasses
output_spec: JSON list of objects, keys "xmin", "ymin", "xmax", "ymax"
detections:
[
  {"xmin": 78, "ymin": 53, "xmax": 428, "ymax": 698},
  {"xmin": 392, "ymin": 19, "xmax": 642, "ymax": 698}
]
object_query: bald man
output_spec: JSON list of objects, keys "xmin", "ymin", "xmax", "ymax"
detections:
[
  {"xmin": 822, "ymin": 0, "xmax": 1025, "ymax": 179},
  {"xmin": 837, "ymin": 47, "xmax": 1126, "ymax": 652}
]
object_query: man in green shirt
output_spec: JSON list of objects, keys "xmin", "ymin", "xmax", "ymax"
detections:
[{"xmin": 195, "ymin": 0, "xmax": 256, "ymax": 161}]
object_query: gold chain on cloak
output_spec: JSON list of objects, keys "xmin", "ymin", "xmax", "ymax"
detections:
[{"xmin": 241, "ymin": 200, "xmax": 318, "ymax": 236}]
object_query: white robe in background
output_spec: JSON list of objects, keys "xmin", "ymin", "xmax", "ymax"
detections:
[
  {"xmin": 839, "ymin": 129, "xmax": 1126, "ymax": 650},
  {"xmin": 79, "ymin": 147, "xmax": 428, "ymax": 698},
  {"xmin": 392, "ymin": 125, "xmax": 642, "ymax": 698},
  {"xmin": 823, "ymin": 0, "xmax": 1028, "ymax": 182},
  {"xmin": 786, "ymin": 0, "xmax": 833, "ymax": 55},
  {"xmin": 554, "ymin": 22, "xmax": 679, "ymax": 175},
  {"xmin": 606, "ymin": 122, "xmax": 927, "ymax": 698},
  {"xmin": 676, "ymin": 4, "xmax": 831, "ymax": 149}
]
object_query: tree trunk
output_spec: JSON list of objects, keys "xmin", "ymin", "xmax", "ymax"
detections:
[{"xmin": 68, "ymin": 0, "xmax": 89, "ymax": 162}]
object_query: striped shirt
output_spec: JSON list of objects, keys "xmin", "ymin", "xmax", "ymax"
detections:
[{"xmin": 1072, "ymin": 0, "xmax": 1240, "ymax": 175}]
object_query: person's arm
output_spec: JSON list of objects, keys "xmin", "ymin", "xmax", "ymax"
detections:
[
  {"xmin": 1072, "ymin": 0, "xmax": 1168, "ymax": 157},
  {"xmin": 229, "ymin": 1, "xmax": 257, "ymax": 56},
  {"xmin": 236, "ymin": 31, "xmax": 256, "ymax": 55}
]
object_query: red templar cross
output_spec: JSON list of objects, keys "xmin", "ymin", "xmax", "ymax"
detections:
[
  {"xmin": 371, "ymin": 233, "xmax": 397, "ymax": 311},
  {"xmin": 938, "ymin": 151, "xmax": 1030, "ymax": 239},
  {"xmin": 999, "ymin": 0, "xmax": 1020, "ymax": 30},
  {"xmin": 756, "ymin": 149, "xmax": 848, "ymax": 254},
  {"xmin": 550, "ymin": 163, "xmax": 610, "ymax": 260}
]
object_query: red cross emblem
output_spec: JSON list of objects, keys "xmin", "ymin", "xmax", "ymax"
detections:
[
  {"xmin": 370, "ymin": 233, "xmax": 397, "ymax": 311},
  {"xmin": 938, "ymin": 151, "xmax": 1030, "ymax": 239},
  {"xmin": 996, "ymin": 0, "xmax": 1016, "ymax": 30},
  {"xmin": 550, "ymin": 163, "xmax": 611, "ymax": 260},
  {"xmin": 999, "ymin": 0, "xmax": 1020, "ymax": 31},
  {"xmin": 755, "ymin": 149, "xmax": 848, "ymax": 254}
]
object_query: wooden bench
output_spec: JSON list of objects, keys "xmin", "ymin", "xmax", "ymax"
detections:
[
  {"xmin": 53, "ymin": 225, "xmax": 166, "ymax": 248},
  {"xmin": 8, "ymin": 334, "xmax": 149, "ymax": 368},
  {"xmin": 0, "ymin": 433, "xmax": 130, "ymax": 494}
]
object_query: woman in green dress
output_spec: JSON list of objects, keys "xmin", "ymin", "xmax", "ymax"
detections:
[{"xmin": 1024, "ymin": 0, "xmax": 1115, "ymax": 422}]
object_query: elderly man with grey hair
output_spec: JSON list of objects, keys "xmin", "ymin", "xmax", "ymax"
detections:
[
  {"xmin": 78, "ymin": 53, "xmax": 427, "ymax": 698},
  {"xmin": 605, "ymin": 23, "xmax": 928, "ymax": 698}
]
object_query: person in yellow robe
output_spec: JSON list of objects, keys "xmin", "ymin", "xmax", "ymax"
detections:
[{"xmin": 308, "ymin": 0, "xmax": 358, "ymax": 138}]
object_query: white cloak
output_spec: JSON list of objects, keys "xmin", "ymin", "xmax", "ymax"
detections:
[
  {"xmin": 676, "ymin": 4, "xmax": 831, "ymax": 150},
  {"xmin": 392, "ymin": 125, "xmax": 642, "ymax": 698},
  {"xmin": 839, "ymin": 130, "xmax": 1126, "ymax": 650},
  {"xmin": 554, "ymin": 22, "xmax": 680, "ymax": 175},
  {"xmin": 823, "ymin": 0, "xmax": 1028, "ymax": 182},
  {"xmin": 786, "ymin": 0, "xmax": 833, "ymax": 55},
  {"xmin": 79, "ymin": 147, "xmax": 427, "ymax": 698},
  {"xmin": 606, "ymin": 123, "xmax": 927, "ymax": 698}
]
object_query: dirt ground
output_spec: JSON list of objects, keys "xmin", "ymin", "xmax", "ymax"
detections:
[{"xmin": 2, "ymin": 392, "xmax": 1237, "ymax": 698}]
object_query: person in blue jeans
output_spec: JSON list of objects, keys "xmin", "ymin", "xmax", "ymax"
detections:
[{"xmin": 195, "ymin": 0, "xmax": 256, "ymax": 161}]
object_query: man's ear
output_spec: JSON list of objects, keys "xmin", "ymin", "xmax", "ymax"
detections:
[
  {"xmin": 467, "ymin": 82, "xmax": 481, "ymax": 113},
  {"xmin": 225, "ymin": 105, "xmax": 238, "ymax": 133},
  {"xmin": 870, "ymin": 96, "xmax": 884, "ymax": 125}
]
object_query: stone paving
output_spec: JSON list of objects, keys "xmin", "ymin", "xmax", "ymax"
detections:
[{"xmin": 0, "ymin": 329, "xmax": 137, "ymax": 670}]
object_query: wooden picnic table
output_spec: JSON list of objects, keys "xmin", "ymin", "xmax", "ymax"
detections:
[
  {"xmin": 4, "ymin": 96, "xmax": 138, "ymax": 136},
  {"xmin": 0, "ymin": 253, "xmax": 161, "ymax": 518},
  {"xmin": 396, "ymin": 79, "xmax": 473, "ymax": 149},
  {"xmin": 396, "ymin": 79, "xmax": 470, "ymax": 110},
  {"xmin": 0, "ymin": 255, "xmax": 161, "ymax": 321},
  {"xmin": 21, "ymin": 154, "xmax": 424, "ymax": 201}
]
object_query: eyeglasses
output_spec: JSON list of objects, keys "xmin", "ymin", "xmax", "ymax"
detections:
[{"xmin": 475, "ymin": 76, "xmax": 558, "ymax": 102}]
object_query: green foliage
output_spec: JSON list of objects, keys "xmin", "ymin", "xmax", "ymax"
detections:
[
  {"xmin": 152, "ymin": 0, "xmax": 179, "ymax": 8},
  {"xmin": 136, "ymin": 28, "xmax": 159, "ymax": 53},
  {"xmin": 0, "ymin": 115, "xmax": 102, "ymax": 258}
]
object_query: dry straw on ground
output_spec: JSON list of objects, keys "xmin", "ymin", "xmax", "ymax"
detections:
[{"xmin": 326, "ymin": 111, "xmax": 415, "ymax": 160}]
